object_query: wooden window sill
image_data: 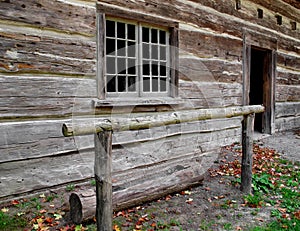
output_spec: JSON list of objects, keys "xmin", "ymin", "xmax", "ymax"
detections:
[{"xmin": 92, "ymin": 97, "xmax": 183, "ymax": 108}]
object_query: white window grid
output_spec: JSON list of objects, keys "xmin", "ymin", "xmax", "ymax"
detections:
[{"xmin": 105, "ymin": 18, "xmax": 170, "ymax": 97}]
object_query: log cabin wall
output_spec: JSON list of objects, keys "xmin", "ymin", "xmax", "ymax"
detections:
[{"xmin": 0, "ymin": 0, "xmax": 299, "ymax": 205}]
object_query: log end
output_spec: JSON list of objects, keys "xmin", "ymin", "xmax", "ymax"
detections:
[{"xmin": 69, "ymin": 193, "xmax": 83, "ymax": 225}]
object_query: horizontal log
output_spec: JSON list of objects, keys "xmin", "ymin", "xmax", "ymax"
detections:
[
  {"xmin": 275, "ymin": 102, "xmax": 300, "ymax": 118},
  {"xmin": 62, "ymin": 105, "xmax": 264, "ymax": 136},
  {"xmin": 276, "ymin": 85, "xmax": 300, "ymax": 102},
  {"xmin": 0, "ymin": 126, "xmax": 241, "ymax": 199},
  {"xmin": 0, "ymin": 0, "xmax": 96, "ymax": 35}
]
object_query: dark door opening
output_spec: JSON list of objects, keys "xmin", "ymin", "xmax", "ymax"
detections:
[{"xmin": 249, "ymin": 47, "xmax": 272, "ymax": 133}]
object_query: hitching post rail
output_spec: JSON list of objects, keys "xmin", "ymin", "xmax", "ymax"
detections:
[{"xmin": 62, "ymin": 105, "xmax": 264, "ymax": 230}]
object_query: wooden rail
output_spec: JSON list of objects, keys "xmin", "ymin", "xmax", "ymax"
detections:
[
  {"xmin": 62, "ymin": 105, "xmax": 264, "ymax": 230},
  {"xmin": 62, "ymin": 105, "xmax": 264, "ymax": 136}
]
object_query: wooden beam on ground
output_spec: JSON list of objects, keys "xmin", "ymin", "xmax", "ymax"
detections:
[{"xmin": 241, "ymin": 113, "xmax": 255, "ymax": 193}]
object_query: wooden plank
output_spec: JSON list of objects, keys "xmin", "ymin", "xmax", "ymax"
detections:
[
  {"xmin": 275, "ymin": 102, "xmax": 300, "ymax": 118},
  {"xmin": 0, "ymin": 0, "xmax": 96, "ymax": 35},
  {"xmin": 275, "ymin": 116, "xmax": 300, "ymax": 132},
  {"xmin": 276, "ymin": 85, "xmax": 300, "ymax": 102},
  {"xmin": 0, "ymin": 30, "xmax": 96, "ymax": 74},
  {"xmin": 179, "ymin": 56, "xmax": 242, "ymax": 83},
  {"xmin": 179, "ymin": 30, "xmax": 243, "ymax": 61},
  {"xmin": 0, "ymin": 76, "xmax": 96, "ymax": 118}
]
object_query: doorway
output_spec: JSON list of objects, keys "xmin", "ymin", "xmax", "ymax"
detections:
[{"xmin": 249, "ymin": 47, "xmax": 274, "ymax": 134}]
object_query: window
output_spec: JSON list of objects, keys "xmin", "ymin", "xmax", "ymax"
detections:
[
  {"xmin": 96, "ymin": 4, "xmax": 179, "ymax": 103},
  {"xmin": 105, "ymin": 19, "xmax": 170, "ymax": 97}
]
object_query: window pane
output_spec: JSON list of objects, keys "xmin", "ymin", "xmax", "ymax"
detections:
[
  {"xmin": 128, "ymin": 59, "xmax": 136, "ymax": 74},
  {"xmin": 143, "ymin": 61, "xmax": 150, "ymax": 75},
  {"xmin": 106, "ymin": 57, "xmax": 115, "ymax": 74},
  {"xmin": 151, "ymin": 29, "xmax": 158, "ymax": 43},
  {"xmin": 160, "ymin": 63, "xmax": 166, "ymax": 76},
  {"xmin": 117, "ymin": 22, "xmax": 125, "ymax": 38},
  {"xmin": 142, "ymin": 27, "xmax": 149, "ymax": 42},
  {"xmin": 151, "ymin": 45, "xmax": 158, "ymax": 59},
  {"xmin": 160, "ymin": 78, "xmax": 167, "ymax": 91},
  {"xmin": 106, "ymin": 38, "xmax": 115, "ymax": 55},
  {"xmin": 106, "ymin": 20, "xmax": 115, "ymax": 37},
  {"xmin": 128, "ymin": 41, "xmax": 136, "ymax": 57},
  {"xmin": 143, "ymin": 43, "xmax": 150, "ymax": 59},
  {"xmin": 127, "ymin": 24, "xmax": 136, "ymax": 40},
  {"xmin": 152, "ymin": 77, "xmax": 158, "ymax": 92},
  {"xmin": 128, "ymin": 76, "xmax": 136, "ymax": 92},
  {"xmin": 118, "ymin": 76, "xmax": 126, "ymax": 92},
  {"xmin": 159, "ymin": 30, "xmax": 166, "ymax": 44},
  {"xmin": 160, "ymin": 46, "xmax": 166, "ymax": 60},
  {"xmin": 117, "ymin": 40, "xmax": 126, "ymax": 56},
  {"xmin": 143, "ymin": 77, "xmax": 150, "ymax": 92},
  {"xmin": 107, "ymin": 76, "xmax": 116, "ymax": 92},
  {"xmin": 117, "ymin": 58, "xmax": 126, "ymax": 74},
  {"xmin": 152, "ymin": 62, "xmax": 158, "ymax": 76}
]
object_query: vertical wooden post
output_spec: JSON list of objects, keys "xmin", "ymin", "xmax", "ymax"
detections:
[
  {"xmin": 241, "ymin": 113, "xmax": 255, "ymax": 193},
  {"xmin": 94, "ymin": 130, "xmax": 113, "ymax": 231}
]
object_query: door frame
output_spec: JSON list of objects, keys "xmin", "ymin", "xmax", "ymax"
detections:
[{"xmin": 242, "ymin": 29, "xmax": 277, "ymax": 134}]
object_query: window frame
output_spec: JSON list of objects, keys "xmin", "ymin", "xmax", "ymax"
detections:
[{"xmin": 96, "ymin": 3, "xmax": 179, "ymax": 103}]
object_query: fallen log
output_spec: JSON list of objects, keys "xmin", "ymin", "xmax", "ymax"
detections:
[{"xmin": 68, "ymin": 175, "xmax": 204, "ymax": 224}]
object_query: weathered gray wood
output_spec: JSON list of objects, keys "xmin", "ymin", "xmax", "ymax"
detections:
[
  {"xmin": 96, "ymin": 13, "xmax": 105, "ymax": 100},
  {"xmin": 62, "ymin": 105, "xmax": 264, "ymax": 136},
  {"xmin": 276, "ymin": 85, "xmax": 300, "ymax": 102},
  {"xmin": 0, "ymin": 0, "xmax": 96, "ymax": 35},
  {"xmin": 241, "ymin": 113, "xmax": 255, "ymax": 193},
  {"xmin": 275, "ymin": 102, "xmax": 300, "ymax": 118},
  {"xmin": 94, "ymin": 131, "xmax": 112, "ymax": 231},
  {"xmin": 0, "ymin": 124, "xmax": 241, "ymax": 199},
  {"xmin": 276, "ymin": 116, "xmax": 300, "ymax": 132}
]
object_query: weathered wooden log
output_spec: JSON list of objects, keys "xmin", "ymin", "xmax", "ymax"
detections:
[
  {"xmin": 69, "ymin": 190, "xmax": 96, "ymax": 225},
  {"xmin": 94, "ymin": 131, "xmax": 113, "ymax": 231},
  {"xmin": 241, "ymin": 113, "xmax": 255, "ymax": 193},
  {"xmin": 62, "ymin": 105, "xmax": 265, "ymax": 136}
]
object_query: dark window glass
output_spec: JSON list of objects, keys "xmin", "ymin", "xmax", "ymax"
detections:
[
  {"xmin": 128, "ymin": 76, "xmax": 136, "ymax": 92},
  {"xmin": 117, "ymin": 40, "xmax": 126, "ymax": 56},
  {"xmin": 128, "ymin": 41, "xmax": 136, "ymax": 57},
  {"xmin": 160, "ymin": 46, "xmax": 166, "ymax": 60},
  {"xmin": 152, "ymin": 45, "xmax": 158, "ymax": 59},
  {"xmin": 143, "ymin": 77, "xmax": 150, "ymax": 92},
  {"xmin": 142, "ymin": 27, "xmax": 149, "ymax": 42},
  {"xmin": 117, "ymin": 58, "xmax": 126, "ymax": 74},
  {"xmin": 159, "ymin": 30, "xmax": 166, "ymax": 44},
  {"xmin": 160, "ymin": 63, "xmax": 166, "ymax": 76},
  {"xmin": 106, "ymin": 20, "xmax": 115, "ymax": 37},
  {"xmin": 152, "ymin": 62, "xmax": 158, "ymax": 76},
  {"xmin": 106, "ymin": 38, "xmax": 115, "ymax": 55},
  {"xmin": 143, "ymin": 44, "xmax": 150, "ymax": 59},
  {"xmin": 106, "ymin": 57, "xmax": 115, "ymax": 74},
  {"xmin": 107, "ymin": 76, "xmax": 116, "ymax": 92},
  {"xmin": 151, "ymin": 29, "xmax": 158, "ymax": 43},
  {"xmin": 143, "ymin": 61, "xmax": 150, "ymax": 75},
  {"xmin": 152, "ymin": 77, "xmax": 158, "ymax": 92},
  {"xmin": 127, "ymin": 24, "xmax": 136, "ymax": 40},
  {"xmin": 117, "ymin": 22, "xmax": 126, "ymax": 38},
  {"xmin": 128, "ymin": 59, "xmax": 136, "ymax": 74},
  {"xmin": 160, "ymin": 78, "xmax": 167, "ymax": 91},
  {"xmin": 118, "ymin": 76, "xmax": 126, "ymax": 92}
]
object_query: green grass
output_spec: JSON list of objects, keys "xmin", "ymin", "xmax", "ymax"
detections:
[{"xmin": 0, "ymin": 211, "xmax": 27, "ymax": 230}]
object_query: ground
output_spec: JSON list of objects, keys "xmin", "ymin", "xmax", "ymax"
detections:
[{"xmin": 0, "ymin": 130, "xmax": 299, "ymax": 231}]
